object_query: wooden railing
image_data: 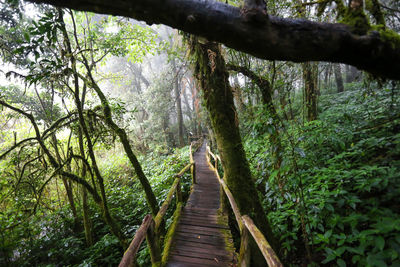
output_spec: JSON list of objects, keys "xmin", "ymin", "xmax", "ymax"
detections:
[
  {"xmin": 119, "ymin": 139, "xmax": 202, "ymax": 267},
  {"xmin": 206, "ymin": 144, "xmax": 283, "ymax": 267}
]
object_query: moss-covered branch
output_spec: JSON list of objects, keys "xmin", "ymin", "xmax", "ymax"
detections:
[{"xmin": 26, "ymin": 0, "xmax": 400, "ymax": 80}]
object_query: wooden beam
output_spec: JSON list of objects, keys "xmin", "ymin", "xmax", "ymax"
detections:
[
  {"xmin": 154, "ymin": 177, "xmax": 180, "ymax": 229},
  {"xmin": 242, "ymin": 215, "xmax": 283, "ymax": 267},
  {"xmin": 161, "ymin": 202, "xmax": 184, "ymax": 266},
  {"xmin": 119, "ymin": 215, "xmax": 153, "ymax": 267},
  {"xmin": 218, "ymin": 179, "xmax": 243, "ymax": 231},
  {"xmin": 176, "ymin": 163, "xmax": 194, "ymax": 177},
  {"xmin": 27, "ymin": 0, "xmax": 400, "ymax": 80}
]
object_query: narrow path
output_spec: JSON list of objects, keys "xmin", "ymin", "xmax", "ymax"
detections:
[{"xmin": 166, "ymin": 142, "xmax": 237, "ymax": 267}]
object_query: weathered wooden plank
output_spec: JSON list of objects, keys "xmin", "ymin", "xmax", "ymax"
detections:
[
  {"xmin": 178, "ymin": 220, "xmax": 230, "ymax": 229},
  {"xmin": 171, "ymin": 249, "xmax": 234, "ymax": 262},
  {"xmin": 175, "ymin": 231, "xmax": 232, "ymax": 241},
  {"xmin": 177, "ymin": 225, "xmax": 232, "ymax": 236},
  {"xmin": 168, "ymin": 254, "xmax": 231, "ymax": 267},
  {"xmin": 166, "ymin": 142, "xmax": 236, "ymax": 266},
  {"xmin": 172, "ymin": 244, "xmax": 234, "ymax": 257},
  {"xmin": 174, "ymin": 235, "xmax": 227, "ymax": 246}
]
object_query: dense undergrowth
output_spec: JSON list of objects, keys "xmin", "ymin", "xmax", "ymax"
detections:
[
  {"xmin": 243, "ymin": 83, "xmax": 400, "ymax": 266},
  {"xmin": 0, "ymin": 146, "xmax": 191, "ymax": 266}
]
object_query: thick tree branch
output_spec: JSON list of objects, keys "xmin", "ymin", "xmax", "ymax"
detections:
[
  {"xmin": 27, "ymin": 0, "xmax": 400, "ymax": 80},
  {"xmin": 227, "ymin": 63, "xmax": 272, "ymax": 100}
]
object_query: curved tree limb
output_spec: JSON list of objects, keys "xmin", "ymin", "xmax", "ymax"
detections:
[
  {"xmin": 0, "ymin": 99, "xmax": 102, "ymax": 202},
  {"xmin": 27, "ymin": 0, "xmax": 400, "ymax": 80},
  {"xmin": 0, "ymin": 137, "xmax": 36, "ymax": 160},
  {"xmin": 77, "ymin": 67, "xmax": 160, "ymax": 217}
]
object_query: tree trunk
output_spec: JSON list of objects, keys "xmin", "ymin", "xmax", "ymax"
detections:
[
  {"xmin": 173, "ymin": 60, "xmax": 185, "ymax": 147},
  {"xmin": 303, "ymin": 62, "xmax": 318, "ymax": 121},
  {"xmin": 58, "ymin": 10, "xmax": 126, "ymax": 248},
  {"xmin": 226, "ymin": 64, "xmax": 285, "ymax": 193},
  {"xmin": 324, "ymin": 64, "xmax": 331, "ymax": 88},
  {"xmin": 232, "ymin": 75, "xmax": 246, "ymax": 112},
  {"xmin": 189, "ymin": 38, "xmax": 279, "ymax": 266},
  {"xmin": 78, "ymin": 128, "xmax": 93, "ymax": 247},
  {"xmin": 50, "ymin": 134, "xmax": 80, "ymax": 231},
  {"xmin": 334, "ymin": 64, "xmax": 345, "ymax": 92},
  {"xmin": 346, "ymin": 65, "xmax": 361, "ymax": 83}
]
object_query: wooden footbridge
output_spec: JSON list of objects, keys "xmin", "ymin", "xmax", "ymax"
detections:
[{"xmin": 119, "ymin": 139, "xmax": 282, "ymax": 267}]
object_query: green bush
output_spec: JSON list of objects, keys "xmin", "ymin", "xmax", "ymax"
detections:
[{"xmin": 244, "ymin": 83, "xmax": 400, "ymax": 266}]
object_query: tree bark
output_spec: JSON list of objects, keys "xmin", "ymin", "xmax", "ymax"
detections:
[
  {"xmin": 303, "ymin": 62, "xmax": 318, "ymax": 121},
  {"xmin": 173, "ymin": 59, "xmax": 185, "ymax": 147},
  {"xmin": 50, "ymin": 133, "xmax": 80, "ymax": 231},
  {"xmin": 27, "ymin": 0, "xmax": 400, "ymax": 80},
  {"xmin": 78, "ymin": 127, "xmax": 94, "ymax": 247},
  {"xmin": 83, "ymin": 72, "xmax": 160, "ymax": 218},
  {"xmin": 334, "ymin": 64, "xmax": 345, "ymax": 92},
  {"xmin": 189, "ymin": 39, "xmax": 279, "ymax": 266},
  {"xmin": 58, "ymin": 10, "xmax": 127, "ymax": 248},
  {"xmin": 226, "ymin": 64, "xmax": 285, "ymax": 192},
  {"xmin": 346, "ymin": 65, "xmax": 361, "ymax": 83}
]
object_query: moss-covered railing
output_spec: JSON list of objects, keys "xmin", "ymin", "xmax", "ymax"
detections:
[
  {"xmin": 119, "ymin": 139, "xmax": 202, "ymax": 267},
  {"xmin": 206, "ymin": 144, "xmax": 283, "ymax": 267}
]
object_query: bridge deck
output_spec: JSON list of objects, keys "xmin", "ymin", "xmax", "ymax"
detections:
[{"xmin": 166, "ymin": 142, "xmax": 237, "ymax": 267}]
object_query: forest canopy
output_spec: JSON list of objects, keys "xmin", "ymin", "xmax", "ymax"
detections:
[{"xmin": 0, "ymin": 0, "xmax": 399, "ymax": 266}]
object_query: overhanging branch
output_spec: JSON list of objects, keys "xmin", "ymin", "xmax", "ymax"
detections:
[{"xmin": 26, "ymin": 0, "xmax": 400, "ymax": 80}]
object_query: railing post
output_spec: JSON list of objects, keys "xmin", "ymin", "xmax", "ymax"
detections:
[
  {"xmin": 191, "ymin": 163, "xmax": 196, "ymax": 184},
  {"xmin": 176, "ymin": 178, "xmax": 182, "ymax": 203},
  {"xmin": 239, "ymin": 226, "xmax": 251, "ymax": 267},
  {"xmin": 146, "ymin": 219, "xmax": 161, "ymax": 267}
]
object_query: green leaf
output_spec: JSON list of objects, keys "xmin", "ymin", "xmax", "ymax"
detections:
[
  {"xmin": 337, "ymin": 258, "xmax": 346, "ymax": 267},
  {"xmin": 376, "ymin": 236, "xmax": 385, "ymax": 251},
  {"xmin": 324, "ymin": 230, "xmax": 332, "ymax": 239},
  {"xmin": 23, "ymin": 32, "xmax": 30, "ymax": 42}
]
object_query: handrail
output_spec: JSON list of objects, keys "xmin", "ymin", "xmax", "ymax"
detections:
[
  {"xmin": 205, "ymin": 144, "xmax": 283, "ymax": 267},
  {"xmin": 118, "ymin": 215, "xmax": 153, "ymax": 267},
  {"xmin": 154, "ymin": 176, "xmax": 181, "ymax": 229},
  {"xmin": 242, "ymin": 215, "xmax": 282, "ymax": 267},
  {"xmin": 119, "ymin": 142, "xmax": 198, "ymax": 267}
]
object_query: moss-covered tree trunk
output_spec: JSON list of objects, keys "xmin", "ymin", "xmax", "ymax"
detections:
[
  {"xmin": 189, "ymin": 38, "xmax": 279, "ymax": 266},
  {"xmin": 58, "ymin": 10, "xmax": 126, "ymax": 248},
  {"xmin": 226, "ymin": 64, "xmax": 285, "ymax": 192},
  {"xmin": 78, "ymin": 128, "xmax": 94, "ymax": 247},
  {"xmin": 334, "ymin": 64, "xmax": 345, "ymax": 92},
  {"xmin": 303, "ymin": 62, "xmax": 318, "ymax": 121},
  {"xmin": 173, "ymin": 59, "xmax": 185, "ymax": 147},
  {"xmin": 82, "ymin": 70, "xmax": 160, "ymax": 218},
  {"xmin": 50, "ymin": 134, "xmax": 80, "ymax": 231}
]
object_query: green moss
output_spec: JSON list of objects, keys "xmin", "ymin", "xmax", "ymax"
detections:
[
  {"xmin": 340, "ymin": 9, "xmax": 371, "ymax": 35},
  {"xmin": 160, "ymin": 202, "xmax": 183, "ymax": 267},
  {"xmin": 333, "ymin": 0, "xmax": 346, "ymax": 17},
  {"xmin": 365, "ymin": 0, "xmax": 386, "ymax": 26},
  {"xmin": 370, "ymin": 25, "xmax": 400, "ymax": 50},
  {"xmin": 216, "ymin": 208, "xmax": 237, "ymax": 254}
]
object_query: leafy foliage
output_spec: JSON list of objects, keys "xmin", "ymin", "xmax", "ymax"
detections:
[{"xmin": 244, "ymin": 83, "xmax": 400, "ymax": 266}]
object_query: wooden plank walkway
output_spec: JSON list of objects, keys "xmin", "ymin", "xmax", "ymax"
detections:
[{"xmin": 166, "ymin": 142, "xmax": 237, "ymax": 267}]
